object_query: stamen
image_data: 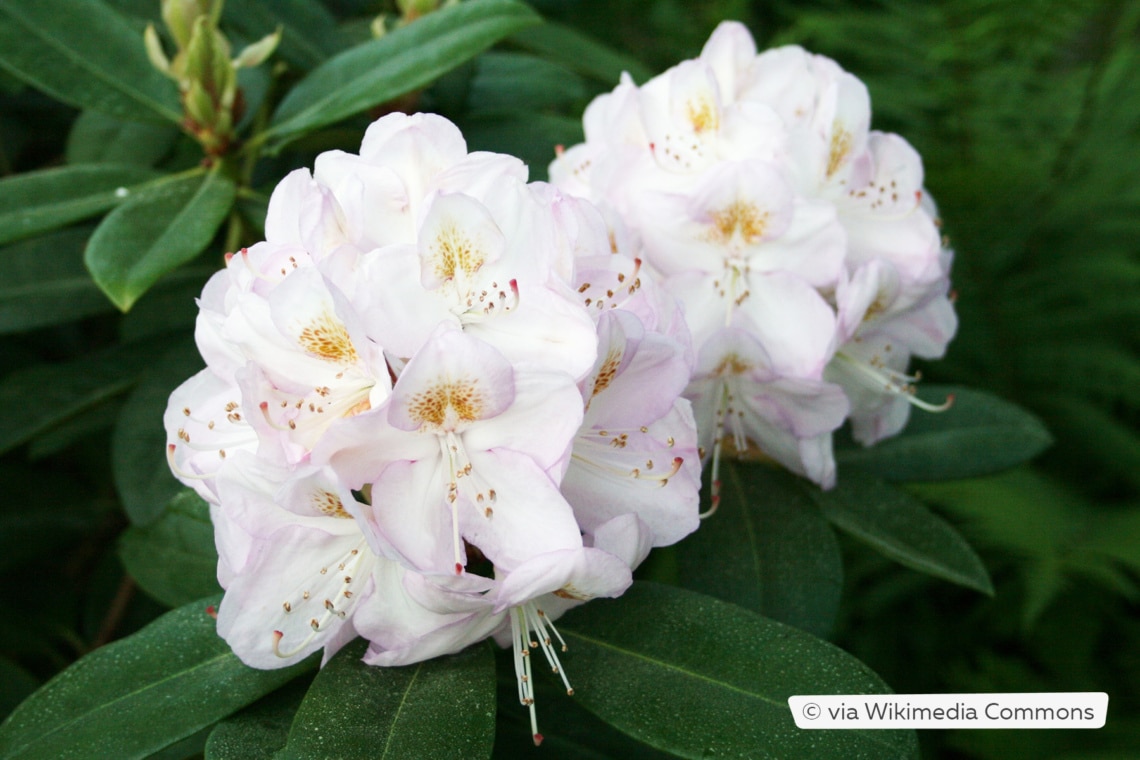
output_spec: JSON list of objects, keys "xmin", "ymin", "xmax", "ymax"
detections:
[
  {"xmin": 273, "ymin": 541, "xmax": 368, "ymax": 659},
  {"xmin": 166, "ymin": 444, "xmax": 212, "ymax": 481},
  {"xmin": 834, "ymin": 353, "xmax": 955, "ymax": 412},
  {"xmin": 700, "ymin": 380, "xmax": 731, "ymax": 519}
]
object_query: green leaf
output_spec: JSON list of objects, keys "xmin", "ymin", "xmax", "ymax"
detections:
[
  {"xmin": 0, "ymin": 227, "xmax": 118, "ymax": 334},
  {"xmin": 461, "ymin": 113, "xmax": 583, "ymax": 180},
  {"xmin": 810, "ymin": 471, "xmax": 994, "ymax": 594},
  {"xmin": 0, "ymin": 337, "xmax": 168, "ymax": 456},
  {"xmin": 119, "ymin": 490, "xmax": 220, "ymax": 607},
  {"xmin": 112, "ymin": 338, "xmax": 204, "ymax": 525},
  {"xmin": 0, "ymin": 164, "xmax": 159, "ymax": 246},
  {"xmin": 278, "ymin": 639, "xmax": 496, "ymax": 760},
  {"xmin": 467, "ymin": 52, "xmax": 589, "ymax": 115},
  {"xmin": 508, "ymin": 20, "xmax": 654, "ymax": 85},
  {"xmin": 0, "ymin": 597, "xmax": 315, "ymax": 760},
  {"xmin": 66, "ymin": 110, "xmax": 180, "ymax": 167},
  {"xmin": 205, "ymin": 678, "xmax": 310, "ymax": 760},
  {"xmin": 559, "ymin": 582, "xmax": 918, "ymax": 760},
  {"xmin": 28, "ymin": 398, "xmax": 123, "ymax": 459},
  {"xmin": 85, "ymin": 170, "xmax": 235, "ymax": 311},
  {"xmin": 118, "ymin": 266, "xmax": 214, "ymax": 342},
  {"xmin": 267, "ymin": 0, "xmax": 541, "ymax": 145},
  {"xmin": 0, "ymin": 0, "xmax": 181, "ymax": 123},
  {"xmin": 675, "ymin": 462, "xmax": 843, "ymax": 637},
  {"xmin": 835, "ymin": 385, "xmax": 1053, "ymax": 481},
  {"xmin": 0, "ymin": 658, "xmax": 38, "ymax": 722}
]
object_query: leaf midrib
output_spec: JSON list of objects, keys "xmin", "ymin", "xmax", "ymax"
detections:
[
  {"xmin": 379, "ymin": 661, "xmax": 424, "ymax": 760},
  {"xmin": 0, "ymin": 2, "xmax": 181, "ymax": 123},
  {"xmin": 562, "ymin": 625, "xmax": 913, "ymax": 756},
  {"xmin": 3, "ymin": 647, "xmax": 233, "ymax": 758}
]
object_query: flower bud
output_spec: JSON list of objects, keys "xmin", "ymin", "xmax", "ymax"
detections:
[
  {"xmin": 161, "ymin": 0, "xmax": 218, "ymax": 50},
  {"xmin": 232, "ymin": 29, "xmax": 281, "ymax": 70},
  {"xmin": 145, "ymin": 0, "xmax": 275, "ymax": 157}
]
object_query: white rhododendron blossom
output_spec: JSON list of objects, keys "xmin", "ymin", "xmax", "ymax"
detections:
[
  {"xmin": 551, "ymin": 21, "xmax": 956, "ymax": 500},
  {"xmin": 165, "ymin": 112, "xmax": 700, "ymax": 744}
]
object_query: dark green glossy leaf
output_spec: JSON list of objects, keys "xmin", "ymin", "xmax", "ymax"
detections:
[
  {"xmin": 508, "ymin": 20, "xmax": 654, "ymax": 84},
  {"xmin": 118, "ymin": 266, "xmax": 215, "ymax": 342},
  {"xmin": 675, "ymin": 462, "xmax": 842, "ymax": 637},
  {"xmin": 119, "ymin": 490, "xmax": 220, "ymax": 607},
  {"xmin": 224, "ymin": 0, "xmax": 344, "ymax": 71},
  {"xmin": 0, "ymin": 658, "xmax": 38, "ymax": 722},
  {"xmin": 28, "ymin": 399, "xmax": 123, "ymax": 459},
  {"xmin": 66, "ymin": 110, "xmax": 180, "ymax": 167},
  {"xmin": 205, "ymin": 678, "xmax": 310, "ymax": 760},
  {"xmin": 811, "ymin": 471, "xmax": 993, "ymax": 594},
  {"xmin": 461, "ymin": 113, "xmax": 582, "ymax": 181},
  {"xmin": 0, "ymin": 338, "xmax": 168, "ymax": 456},
  {"xmin": 467, "ymin": 52, "xmax": 589, "ymax": 115},
  {"xmin": 279, "ymin": 639, "xmax": 496, "ymax": 760},
  {"xmin": 0, "ymin": 597, "xmax": 315, "ymax": 760},
  {"xmin": 559, "ymin": 582, "xmax": 918, "ymax": 760},
  {"xmin": 835, "ymin": 385, "xmax": 1053, "ymax": 481},
  {"xmin": 0, "ymin": 0, "xmax": 181, "ymax": 123},
  {"xmin": 112, "ymin": 338, "xmax": 204, "ymax": 525},
  {"xmin": 492, "ymin": 647, "xmax": 674, "ymax": 760},
  {"xmin": 85, "ymin": 170, "xmax": 235, "ymax": 311},
  {"xmin": 0, "ymin": 227, "xmax": 117, "ymax": 333},
  {"xmin": 267, "ymin": 0, "xmax": 541, "ymax": 145},
  {"xmin": 0, "ymin": 164, "xmax": 159, "ymax": 246}
]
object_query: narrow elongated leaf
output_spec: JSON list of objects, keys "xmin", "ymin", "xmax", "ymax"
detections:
[
  {"xmin": 835, "ymin": 386, "xmax": 1053, "ymax": 481},
  {"xmin": 0, "ymin": 227, "xmax": 118, "ymax": 333},
  {"xmin": 66, "ymin": 110, "xmax": 180, "ymax": 167},
  {"xmin": 0, "ymin": 337, "xmax": 168, "ymax": 455},
  {"xmin": 508, "ymin": 21, "xmax": 654, "ymax": 84},
  {"xmin": 811, "ymin": 471, "xmax": 993, "ymax": 594},
  {"xmin": 559, "ymin": 582, "xmax": 918, "ymax": 760},
  {"xmin": 85, "ymin": 170, "xmax": 235, "ymax": 311},
  {"xmin": 267, "ymin": 0, "xmax": 541, "ymax": 144},
  {"xmin": 0, "ymin": 164, "xmax": 158, "ymax": 246},
  {"xmin": 0, "ymin": 597, "xmax": 315, "ymax": 760},
  {"xmin": 675, "ymin": 462, "xmax": 842, "ymax": 637},
  {"xmin": 112, "ymin": 338, "xmax": 204, "ymax": 525},
  {"xmin": 0, "ymin": 0, "xmax": 181, "ymax": 123},
  {"xmin": 279, "ymin": 639, "xmax": 496, "ymax": 760},
  {"xmin": 119, "ymin": 490, "xmax": 220, "ymax": 607},
  {"xmin": 205, "ymin": 679, "xmax": 310, "ymax": 760}
]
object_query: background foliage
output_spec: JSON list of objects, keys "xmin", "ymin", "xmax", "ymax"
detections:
[{"xmin": 0, "ymin": 0, "xmax": 1136, "ymax": 758}]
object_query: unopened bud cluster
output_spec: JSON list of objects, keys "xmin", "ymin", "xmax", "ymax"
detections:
[{"xmin": 145, "ymin": 0, "xmax": 279, "ymax": 156}]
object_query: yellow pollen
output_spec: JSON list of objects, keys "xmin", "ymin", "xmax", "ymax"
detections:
[
  {"xmin": 312, "ymin": 490, "xmax": 352, "ymax": 519},
  {"xmin": 686, "ymin": 97, "xmax": 719, "ymax": 134},
  {"xmin": 298, "ymin": 312, "xmax": 358, "ymax": 363},
  {"xmin": 430, "ymin": 223, "xmax": 485, "ymax": 282},
  {"xmin": 827, "ymin": 122, "xmax": 853, "ymax": 178},
  {"xmin": 591, "ymin": 349, "xmax": 623, "ymax": 398},
  {"xmin": 713, "ymin": 353, "xmax": 752, "ymax": 376},
  {"xmin": 707, "ymin": 200, "xmax": 769, "ymax": 245},
  {"xmin": 408, "ymin": 379, "xmax": 486, "ymax": 428}
]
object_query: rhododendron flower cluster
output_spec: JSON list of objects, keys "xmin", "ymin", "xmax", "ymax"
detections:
[
  {"xmin": 551, "ymin": 21, "xmax": 957, "ymax": 496},
  {"xmin": 164, "ymin": 113, "xmax": 700, "ymax": 743}
]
